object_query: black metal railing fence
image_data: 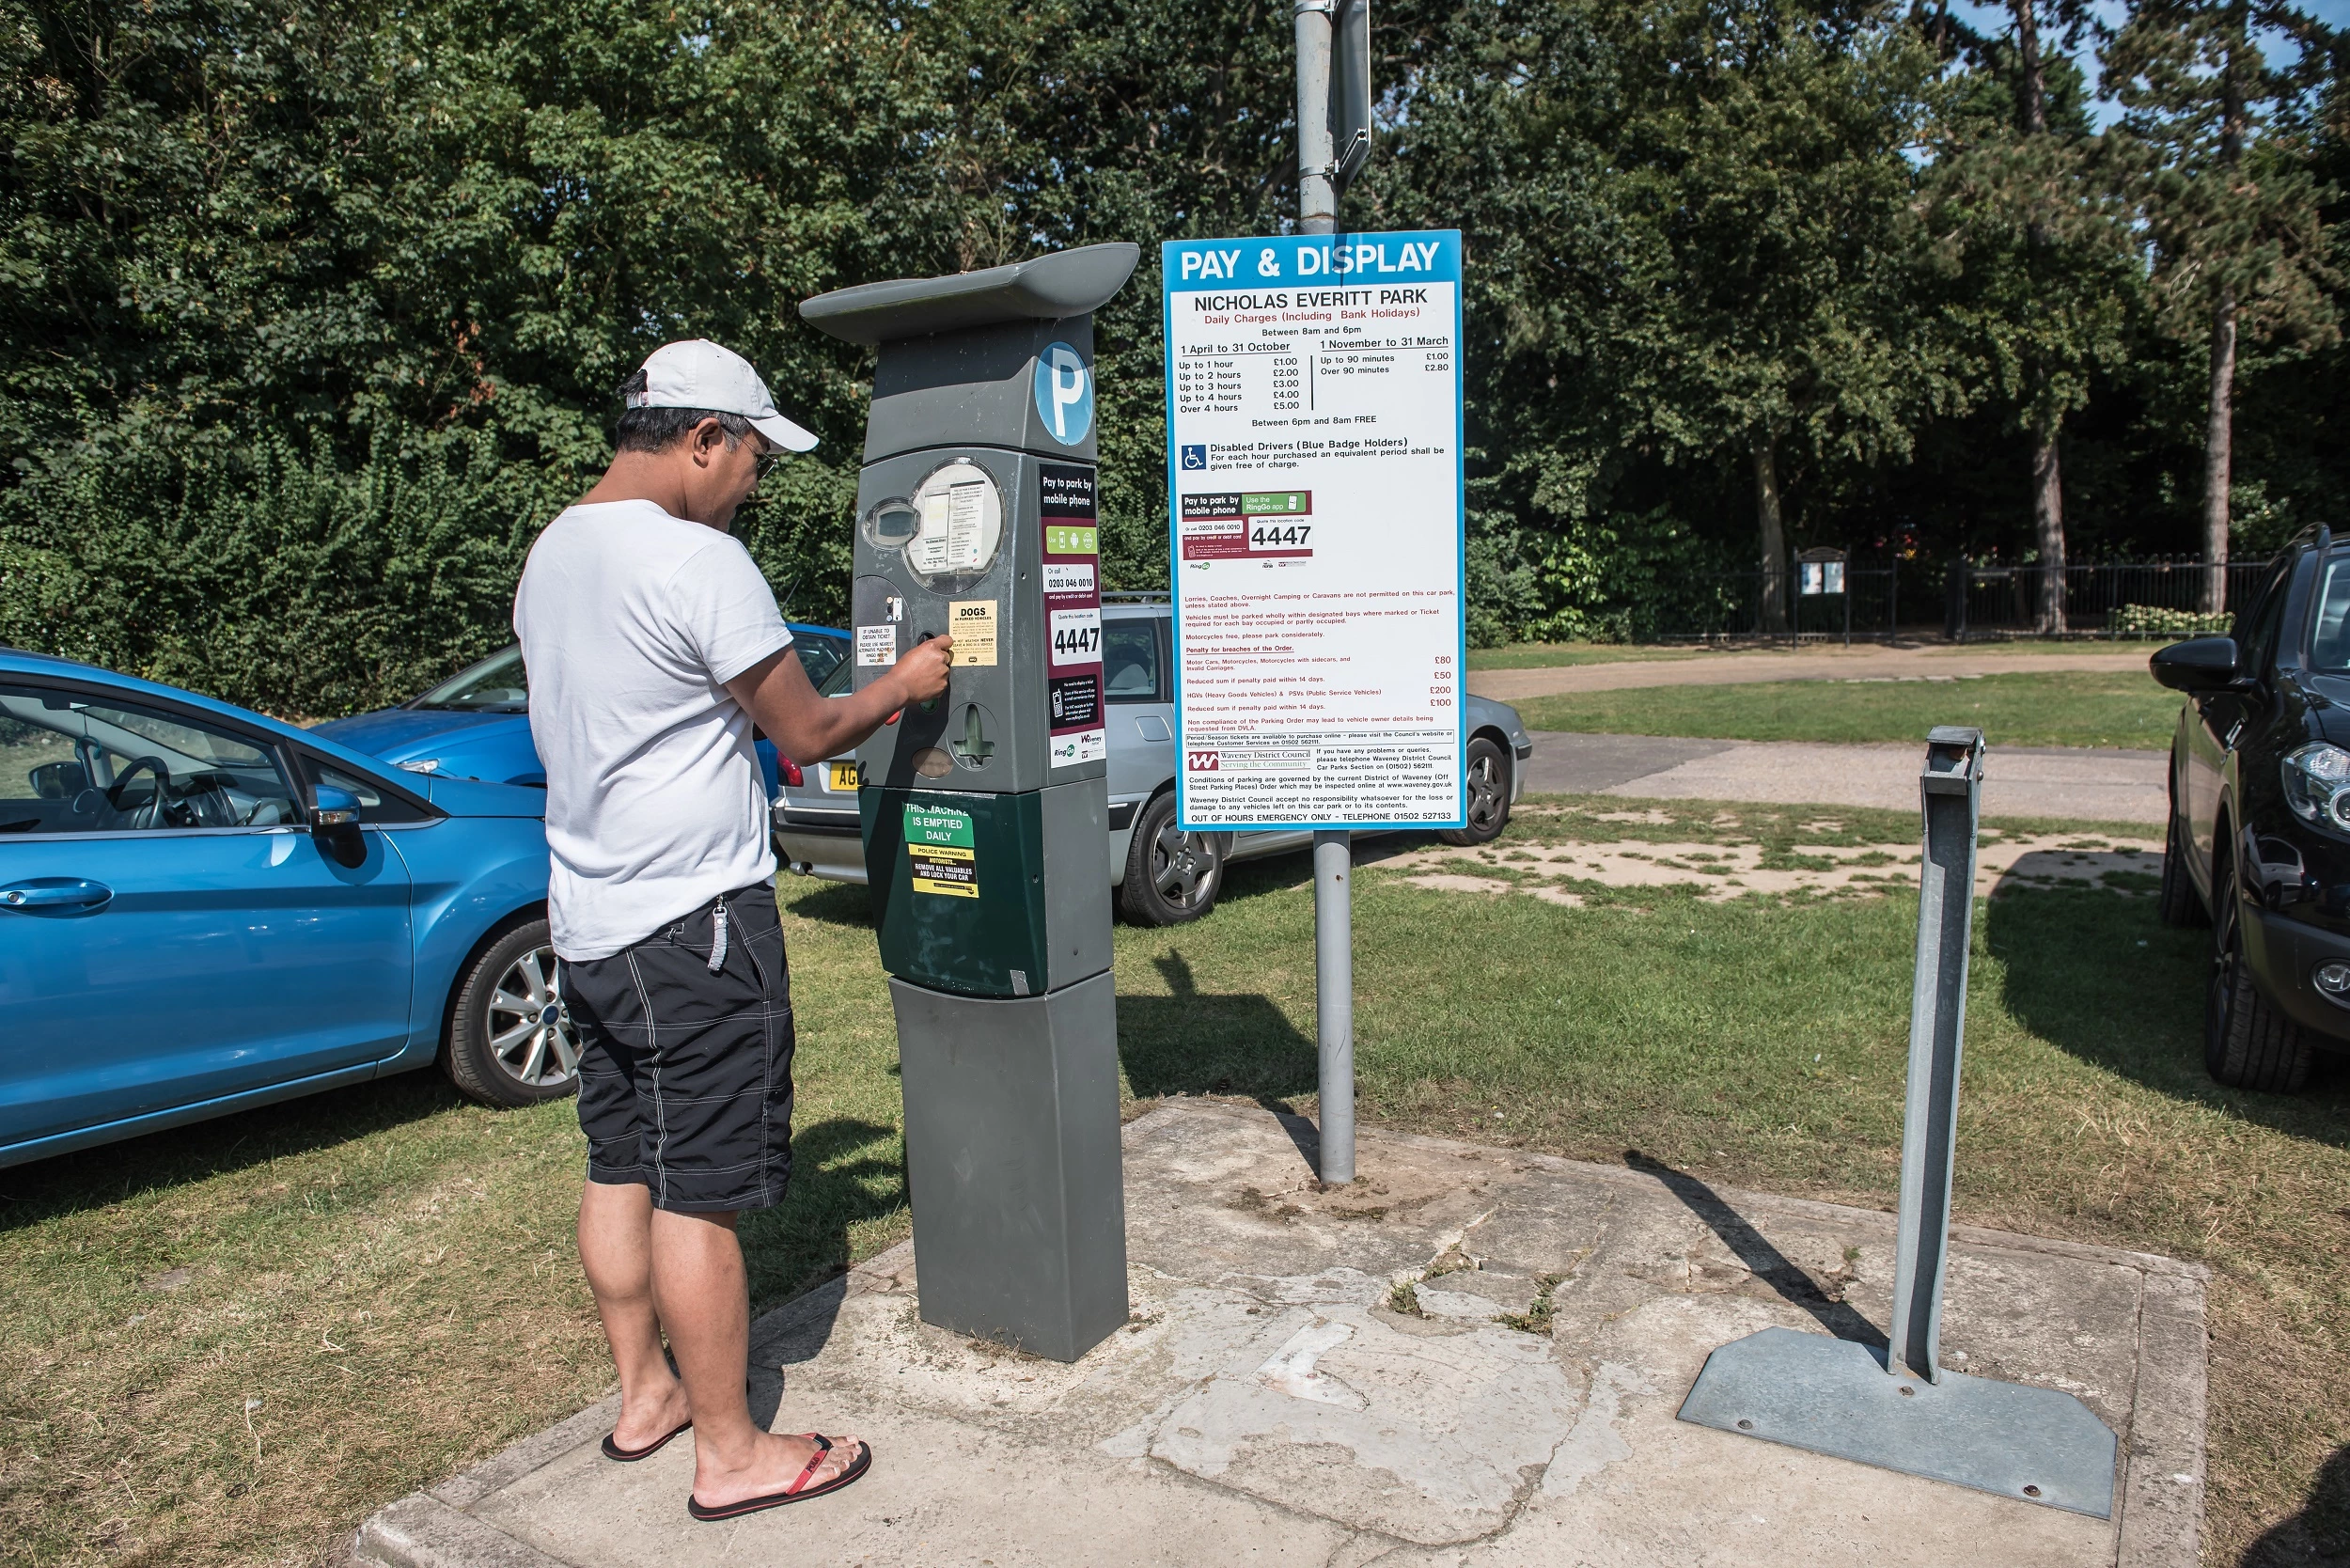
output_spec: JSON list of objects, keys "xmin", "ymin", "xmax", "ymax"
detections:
[{"xmin": 1628, "ymin": 557, "xmax": 2264, "ymax": 643}]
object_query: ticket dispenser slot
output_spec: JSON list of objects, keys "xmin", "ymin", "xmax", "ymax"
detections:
[{"xmin": 803, "ymin": 243, "xmax": 1137, "ymax": 1363}]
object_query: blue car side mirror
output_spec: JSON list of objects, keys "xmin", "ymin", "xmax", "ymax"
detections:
[{"xmin": 312, "ymin": 785, "xmax": 362, "ymax": 827}]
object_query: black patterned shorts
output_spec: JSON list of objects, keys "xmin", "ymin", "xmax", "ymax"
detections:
[{"xmin": 559, "ymin": 881, "xmax": 795, "ymax": 1214}]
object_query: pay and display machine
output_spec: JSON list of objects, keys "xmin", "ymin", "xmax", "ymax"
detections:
[{"xmin": 801, "ymin": 243, "xmax": 1139, "ymax": 1362}]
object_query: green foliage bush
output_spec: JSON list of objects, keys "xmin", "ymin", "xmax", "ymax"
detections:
[
  {"xmin": 0, "ymin": 427, "xmax": 574, "ymax": 717},
  {"xmin": 0, "ymin": 0, "xmax": 2341, "ymax": 703}
]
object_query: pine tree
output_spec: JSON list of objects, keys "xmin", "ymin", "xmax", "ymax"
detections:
[
  {"xmin": 1926, "ymin": 1, "xmax": 2134, "ymax": 631},
  {"xmin": 2105, "ymin": 0, "xmax": 2339, "ymax": 608}
]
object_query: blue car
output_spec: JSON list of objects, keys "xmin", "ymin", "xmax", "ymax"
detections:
[
  {"xmin": 0, "ymin": 649, "xmax": 570, "ymax": 1169},
  {"xmin": 313, "ymin": 627, "xmax": 852, "ymax": 793}
]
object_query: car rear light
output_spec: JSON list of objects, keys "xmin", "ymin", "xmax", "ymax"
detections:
[{"xmin": 779, "ymin": 757, "xmax": 804, "ymax": 787}]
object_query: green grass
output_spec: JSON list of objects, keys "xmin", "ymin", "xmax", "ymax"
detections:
[
  {"xmin": 3, "ymin": 797, "xmax": 2344, "ymax": 1565},
  {"xmin": 1465, "ymin": 642, "xmax": 1702, "ymax": 671},
  {"xmin": 1516, "ymin": 669, "xmax": 2185, "ymax": 749}
]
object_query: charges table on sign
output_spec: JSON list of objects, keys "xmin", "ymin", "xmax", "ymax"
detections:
[{"xmin": 1162, "ymin": 231, "xmax": 1467, "ymax": 831}]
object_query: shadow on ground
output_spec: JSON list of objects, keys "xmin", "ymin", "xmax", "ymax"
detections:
[
  {"xmin": 2242, "ymin": 1442, "xmax": 2350, "ymax": 1566},
  {"xmin": 738, "ymin": 1115, "xmax": 904, "ymax": 1422},
  {"xmin": 778, "ymin": 879, "xmax": 877, "ymax": 930},
  {"xmin": 1117, "ymin": 951, "xmax": 1316, "ymax": 1113},
  {"xmin": 1985, "ymin": 887, "xmax": 2349, "ymax": 1149},
  {"xmin": 1625, "ymin": 1149, "xmax": 1888, "ymax": 1349},
  {"xmin": 0, "ymin": 1072, "xmax": 469, "ymax": 1235}
]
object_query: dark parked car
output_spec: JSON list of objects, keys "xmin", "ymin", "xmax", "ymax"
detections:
[{"xmin": 2154, "ymin": 526, "xmax": 2350, "ymax": 1093}]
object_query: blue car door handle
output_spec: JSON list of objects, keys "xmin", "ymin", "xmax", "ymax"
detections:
[{"xmin": 1, "ymin": 877, "xmax": 116, "ymax": 911}]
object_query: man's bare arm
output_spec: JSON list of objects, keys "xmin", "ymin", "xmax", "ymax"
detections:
[{"xmin": 725, "ymin": 637, "xmax": 954, "ymax": 766}]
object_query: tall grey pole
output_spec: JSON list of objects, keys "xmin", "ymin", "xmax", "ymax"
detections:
[
  {"xmin": 1297, "ymin": 0, "xmax": 1351, "ymax": 1184},
  {"xmin": 1311, "ymin": 832, "xmax": 1355, "ymax": 1184},
  {"xmin": 1295, "ymin": 0, "xmax": 1338, "ymax": 237}
]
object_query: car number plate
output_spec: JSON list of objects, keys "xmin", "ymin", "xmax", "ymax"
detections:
[{"xmin": 827, "ymin": 761, "xmax": 862, "ymax": 792}]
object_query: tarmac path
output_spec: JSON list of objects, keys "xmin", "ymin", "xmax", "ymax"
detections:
[
  {"xmin": 1467, "ymin": 642, "xmax": 2156, "ymax": 702},
  {"xmin": 1522, "ymin": 730, "xmax": 2169, "ymax": 823}
]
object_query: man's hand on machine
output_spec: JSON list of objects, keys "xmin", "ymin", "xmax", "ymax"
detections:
[
  {"xmin": 723, "ymin": 635, "xmax": 954, "ymax": 767},
  {"xmin": 891, "ymin": 635, "xmax": 954, "ymax": 706}
]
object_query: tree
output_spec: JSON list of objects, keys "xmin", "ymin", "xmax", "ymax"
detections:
[
  {"xmin": 1590, "ymin": 0, "xmax": 1952, "ymax": 631},
  {"xmin": 1925, "ymin": 6, "xmax": 2135, "ymax": 630},
  {"xmin": 2105, "ymin": 0, "xmax": 2339, "ymax": 608}
]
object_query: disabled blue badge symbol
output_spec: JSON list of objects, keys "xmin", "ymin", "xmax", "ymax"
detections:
[
  {"xmin": 1033, "ymin": 341, "xmax": 1093, "ymax": 445},
  {"xmin": 1181, "ymin": 444, "xmax": 1207, "ymax": 471}
]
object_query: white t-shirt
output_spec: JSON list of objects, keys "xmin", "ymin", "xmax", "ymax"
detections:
[{"xmin": 512, "ymin": 500, "xmax": 791, "ymax": 961}]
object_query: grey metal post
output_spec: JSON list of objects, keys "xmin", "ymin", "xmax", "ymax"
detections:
[
  {"xmin": 1295, "ymin": 0, "xmax": 1337, "ymax": 235},
  {"xmin": 1887, "ymin": 727, "xmax": 1984, "ymax": 1383},
  {"xmin": 1313, "ymin": 830, "xmax": 1355, "ymax": 1184},
  {"xmin": 1298, "ymin": 0, "xmax": 1351, "ymax": 1184},
  {"xmin": 1680, "ymin": 722, "xmax": 2116, "ymax": 1515}
]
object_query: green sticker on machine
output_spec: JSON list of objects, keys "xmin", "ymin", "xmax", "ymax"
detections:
[
  {"xmin": 1044, "ymin": 524, "xmax": 1099, "ymax": 556},
  {"xmin": 903, "ymin": 803, "xmax": 979, "ymax": 897}
]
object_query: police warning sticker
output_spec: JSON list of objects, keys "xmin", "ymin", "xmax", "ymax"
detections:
[
  {"xmin": 903, "ymin": 803, "xmax": 978, "ymax": 898},
  {"xmin": 855, "ymin": 624, "xmax": 897, "ymax": 668}
]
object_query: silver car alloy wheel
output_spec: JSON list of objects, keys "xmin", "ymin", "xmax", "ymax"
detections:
[
  {"xmin": 1465, "ymin": 748, "xmax": 1506, "ymax": 833},
  {"xmin": 486, "ymin": 945, "xmax": 580, "ymax": 1090},
  {"xmin": 1152, "ymin": 819, "xmax": 1218, "ymax": 910}
]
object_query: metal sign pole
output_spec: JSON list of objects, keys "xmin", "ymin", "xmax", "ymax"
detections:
[
  {"xmin": 1313, "ymin": 832, "xmax": 1355, "ymax": 1184},
  {"xmin": 1298, "ymin": 0, "xmax": 1347, "ymax": 1184},
  {"xmin": 1677, "ymin": 727, "xmax": 2119, "ymax": 1516},
  {"xmin": 1294, "ymin": 0, "xmax": 1338, "ymax": 239}
]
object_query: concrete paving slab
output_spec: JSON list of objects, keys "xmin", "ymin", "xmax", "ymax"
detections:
[
  {"xmin": 354, "ymin": 1105, "xmax": 2205, "ymax": 1568},
  {"xmin": 1468, "ymin": 645, "xmax": 2157, "ymax": 702},
  {"xmin": 1522, "ymin": 732, "xmax": 2168, "ymax": 823}
]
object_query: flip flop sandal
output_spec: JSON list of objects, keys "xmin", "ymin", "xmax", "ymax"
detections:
[
  {"xmin": 601, "ymin": 1419, "xmax": 692, "ymax": 1463},
  {"xmin": 686, "ymin": 1434, "xmax": 872, "ymax": 1520}
]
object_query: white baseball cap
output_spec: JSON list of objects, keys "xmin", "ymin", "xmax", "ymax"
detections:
[{"xmin": 628, "ymin": 339, "xmax": 818, "ymax": 453}]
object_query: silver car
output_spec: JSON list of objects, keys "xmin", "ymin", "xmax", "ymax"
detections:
[{"xmin": 770, "ymin": 593, "xmax": 1532, "ymax": 924}]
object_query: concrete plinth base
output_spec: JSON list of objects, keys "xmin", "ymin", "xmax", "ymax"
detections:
[
  {"xmin": 354, "ymin": 1103, "xmax": 2206, "ymax": 1568},
  {"xmin": 890, "ymin": 971, "xmax": 1127, "ymax": 1362}
]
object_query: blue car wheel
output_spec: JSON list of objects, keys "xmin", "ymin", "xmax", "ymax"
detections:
[{"xmin": 442, "ymin": 917, "xmax": 581, "ymax": 1106}]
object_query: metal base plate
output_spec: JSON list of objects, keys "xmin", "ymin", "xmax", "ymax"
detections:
[{"xmin": 1677, "ymin": 1327, "xmax": 2117, "ymax": 1518}]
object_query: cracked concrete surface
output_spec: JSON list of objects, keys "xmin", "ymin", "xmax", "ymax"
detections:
[{"xmin": 353, "ymin": 1103, "xmax": 2205, "ymax": 1568}]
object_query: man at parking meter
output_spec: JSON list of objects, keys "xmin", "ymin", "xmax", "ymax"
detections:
[{"xmin": 514, "ymin": 339, "xmax": 949, "ymax": 1521}]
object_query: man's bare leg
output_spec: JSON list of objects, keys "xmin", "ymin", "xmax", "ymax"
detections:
[
  {"xmin": 579, "ymin": 1180, "xmax": 693, "ymax": 1449},
  {"xmin": 649, "ymin": 1208, "xmax": 862, "ymax": 1506}
]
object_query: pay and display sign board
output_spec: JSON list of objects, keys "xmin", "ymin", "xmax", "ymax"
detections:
[{"xmin": 1162, "ymin": 230, "xmax": 1466, "ymax": 830}]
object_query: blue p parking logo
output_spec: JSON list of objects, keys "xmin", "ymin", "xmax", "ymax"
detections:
[{"xmin": 1033, "ymin": 342, "xmax": 1093, "ymax": 446}]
